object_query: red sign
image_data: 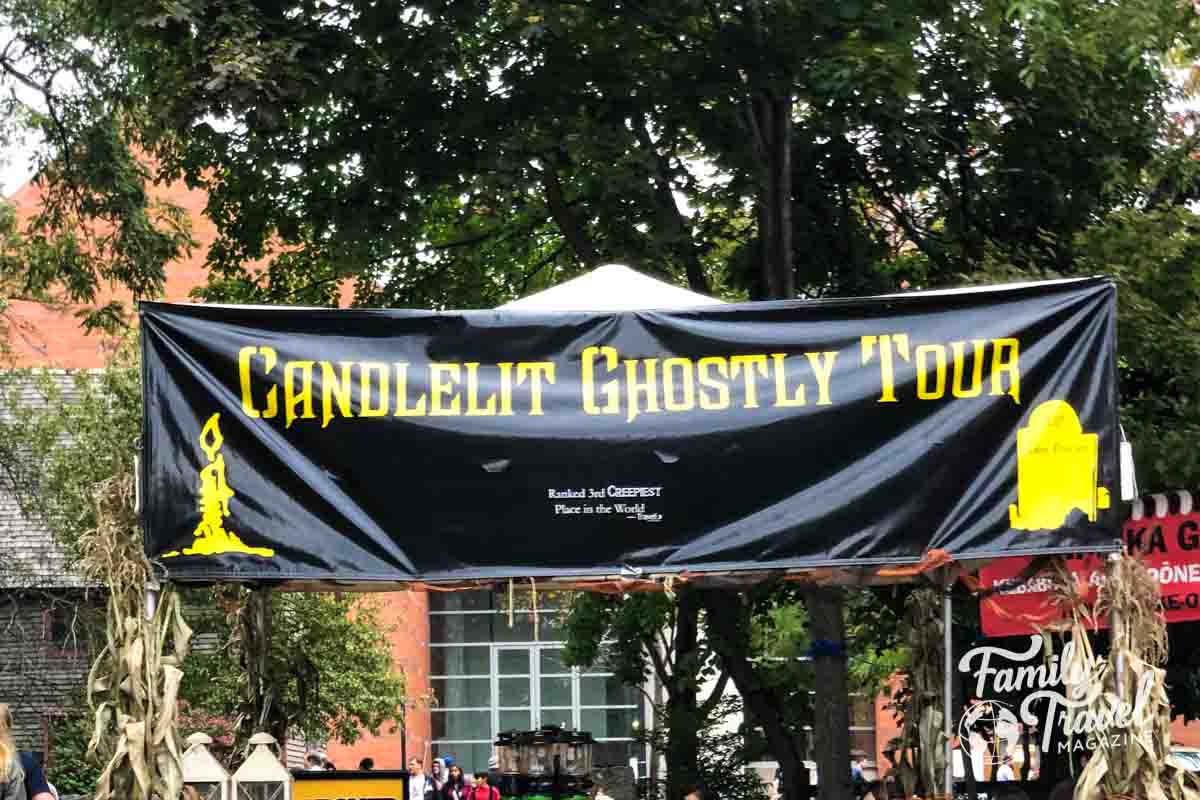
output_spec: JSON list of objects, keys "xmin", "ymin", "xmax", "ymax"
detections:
[{"xmin": 980, "ymin": 491, "xmax": 1200, "ymax": 636}]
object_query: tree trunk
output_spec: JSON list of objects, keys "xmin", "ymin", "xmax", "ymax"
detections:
[
  {"xmin": 632, "ymin": 113, "xmax": 710, "ymax": 295},
  {"xmin": 540, "ymin": 160, "xmax": 600, "ymax": 268},
  {"xmin": 769, "ymin": 92, "xmax": 794, "ymax": 300},
  {"xmin": 806, "ymin": 587, "xmax": 851, "ymax": 800},
  {"xmin": 749, "ymin": 90, "xmax": 795, "ymax": 300},
  {"xmin": 701, "ymin": 590, "xmax": 809, "ymax": 800},
  {"xmin": 666, "ymin": 587, "xmax": 702, "ymax": 799},
  {"xmin": 241, "ymin": 588, "xmax": 284, "ymax": 743}
]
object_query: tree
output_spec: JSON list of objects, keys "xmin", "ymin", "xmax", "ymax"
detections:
[
  {"xmin": 0, "ymin": 346, "xmax": 407, "ymax": 750},
  {"xmin": 9, "ymin": 0, "xmax": 1200, "ymax": 479},
  {"xmin": 0, "ymin": 0, "xmax": 194, "ymax": 334},
  {"xmin": 562, "ymin": 589, "xmax": 729, "ymax": 800},
  {"xmin": 185, "ymin": 587, "xmax": 406, "ymax": 749}
]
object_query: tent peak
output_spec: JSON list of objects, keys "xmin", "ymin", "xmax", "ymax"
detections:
[{"xmin": 498, "ymin": 263, "xmax": 723, "ymax": 312}]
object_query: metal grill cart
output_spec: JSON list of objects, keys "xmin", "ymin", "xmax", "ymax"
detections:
[{"xmin": 494, "ymin": 725, "xmax": 595, "ymax": 800}]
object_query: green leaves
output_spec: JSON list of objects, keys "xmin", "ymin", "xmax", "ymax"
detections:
[{"xmin": 181, "ymin": 589, "xmax": 408, "ymax": 748}]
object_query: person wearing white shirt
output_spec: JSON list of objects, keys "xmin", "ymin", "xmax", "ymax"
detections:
[{"xmin": 409, "ymin": 757, "xmax": 430, "ymax": 800}]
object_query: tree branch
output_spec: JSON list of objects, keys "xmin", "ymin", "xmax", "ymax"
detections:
[
  {"xmin": 539, "ymin": 157, "xmax": 601, "ymax": 267},
  {"xmin": 631, "ymin": 112, "xmax": 710, "ymax": 294}
]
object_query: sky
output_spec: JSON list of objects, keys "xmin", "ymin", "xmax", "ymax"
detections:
[{"xmin": 2, "ymin": 146, "xmax": 36, "ymax": 198}]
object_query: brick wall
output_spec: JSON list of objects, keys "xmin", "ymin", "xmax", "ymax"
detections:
[
  {"xmin": 325, "ymin": 590, "xmax": 431, "ymax": 770},
  {"xmin": 4, "ymin": 177, "xmax": 221, "ymax": 368}
]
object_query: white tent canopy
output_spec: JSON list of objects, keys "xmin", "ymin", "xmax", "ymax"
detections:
[{"xmin": 498, "ymin": 263, "xmax": 723, "ymax": 312}]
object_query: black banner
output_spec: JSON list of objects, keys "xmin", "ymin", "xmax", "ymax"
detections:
[{"xmin": 141, "ymin": 278, "xmax": 1120, "ymax": 584}]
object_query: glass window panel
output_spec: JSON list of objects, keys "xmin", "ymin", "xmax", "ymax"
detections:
[
  {"xmin": 493, "ymin": 589, "xmax": 567, "ymax": 610},
  {"xmin": 541, "ymin": 708, "xmax": 574, "ymax": 729},
  {"xmin": 498, "ymin": 649, "xmax": 530, "ymax": 675},
  {"xmin": 593, "ymin": 740, "xmax": 641, "ymax": 768},
  {"xmin": 540, "ymin": 676, "xmax": 572, "ymax": 707},
  {"xmin": 539, "ymin": 648, "xmax": 568, "ymax": 675},
  {"xmin": 433, "ymin": 743, "xmax": 492, "ymax": 777},
  {"xmin": 580, "ymin": 709, "xmax": 638, "ymax": 739},
  {"xmin": 494, "ymin": 614, "xmax": 536, "ymax": 642},
  {"xmin": 237, "ymin": 784, "xmax": 285, "ymax": 800},
  {"xmin": 432, "ymin": 710, "xmax": 491, "ymax": 740},
  {"xmin": 187, "ymin": 783, "xmax": 222, "ymax": 800},
  {"xmin": 432, "ymin": 678, "xmax": 492, "ymax": 708},
  {"xmin": 430, "ymin": 614, "xmax": 493, "ymax": 644},
  {"xmin": 498, "ymin": 677, "xmax": 532, "ymax": 707},
  {"xmin": 430, "ymin": 591, "xmax": 492, "ymax": 612},
  {"xmin": 499, "ymin": 710, "xmax": 531, "ymax": 732},
  {"xmin": 491, "ymin": 613, "xmax": 568, "ymax": 643},
  {"xmin": 579, "ymin": 675, "xmax": 638, "ymax": 707},
  {"xmin": 431, "ymin": 646, "xmax": 490, "ymax": 676}
]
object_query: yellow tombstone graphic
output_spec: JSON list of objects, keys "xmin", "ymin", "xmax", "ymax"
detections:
[
  {"xmin": 163, "ymin": 413, "xmax": 274, "ymax": 558},
  {"xmin": 1009, "ymin": 400, "xmax": 1110, "ymax": 531}
]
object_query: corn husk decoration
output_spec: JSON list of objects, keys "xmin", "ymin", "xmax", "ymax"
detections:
[
  {"xmin": 78, "ymin": 474, "xmax": 192, "ymax": 800},
  {"xmin": 1049, "ymin": 555, "xmax": 1200, "ymax": 800},
  {"xmin": 893, "ymin": 586, "xmax": 946, "ymax": 800}
]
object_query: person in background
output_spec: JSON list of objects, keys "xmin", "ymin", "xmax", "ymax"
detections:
[
  {"xmin": 996, "ymin": 756, "xmax": 1015, "ymax": 782},
  {"xmin": 469, "ymin": 770, "xmax": 500, "ymax": 800},
  {"xmin": 683, "ymin": 786, "xmax": 705, "ymax": 800},
  {"xmin": 305, "ymin": 754, "xmax": 323, "ymax": 771},
  {"xmin": 593, "ymin": 784, "xmax": 614, "ymax": 800},
  {"xmin": 18, "ymin": 751, "xmax": 53, "ymax": 800},
  {"xmin": 359, "ymin": 758, "xmax": 375, "ymax": 771},
  {"xmin": 431, "ymin": 758, "xmax": 447, "ymax": 795},
  {"xmin": 409, "ymin": 757, "xmax": 430, "ymax": 800},
  {"xmin": 852, "ymin": 757, "xmax": 867, "ymax": 799},
  {"xmin": 442, "ymin": 764, "xmax": 468, "ymax": 800},
  {"xmin": 0, "ymin": 705, "xmax": 25, "ymax": 800}
]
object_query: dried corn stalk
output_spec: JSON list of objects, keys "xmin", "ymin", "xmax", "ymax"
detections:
[
  {"xmin": 77, "ymin": 474, "xmax": 192, "ymax": 800},
  {"xmin": 1054, "ymin": 555, "xmax": 1199, "ymax": 800},
  {"xmin": 894, "ymin": 586, "xmax": 946, "ymax": 800}
]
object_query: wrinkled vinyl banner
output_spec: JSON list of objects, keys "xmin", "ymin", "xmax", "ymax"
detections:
[{"xmin": 141, "ymin": 278, "xmax": 1120, "ymax": 584}]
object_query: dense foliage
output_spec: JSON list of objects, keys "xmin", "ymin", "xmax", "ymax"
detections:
[
  {"xmin": 46, "ymin": 701, "xmax": 104, "ymax": 796},
  {"xmin": 3, "ymin": 0, "xmax": 1199, "ymax": 487}
]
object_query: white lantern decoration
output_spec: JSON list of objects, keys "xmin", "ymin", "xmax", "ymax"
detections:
[
  {"xmin": 231, "ymin": 732, "xmax": 292, "ymax": 800},
  {"xmin": 182, "ymin": 732, "xmax": 232, "ymax": 800}
]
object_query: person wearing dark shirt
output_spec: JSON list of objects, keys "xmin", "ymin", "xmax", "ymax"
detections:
[{"xmin": 19, "ymin": 752, "xmax": 54, "ymax": 800}]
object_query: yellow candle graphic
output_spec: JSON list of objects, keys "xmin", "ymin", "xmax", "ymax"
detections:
[{"xmin": 163, "ymin": 413, "xmax": 274, "ymax": 558}]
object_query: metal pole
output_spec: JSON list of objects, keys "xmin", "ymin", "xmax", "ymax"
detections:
[
  {"xmin": 145, "ymin": 579, "xmax": 160, "ymax": 621},
  {"xmin": 944, "ymin": 588, "xmax": 954, "ymax": 800},
  {"xmin": 401, "ymin": 715, "xmax": 408, "ymax": 768}
]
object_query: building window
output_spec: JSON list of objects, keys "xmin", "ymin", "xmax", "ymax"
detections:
[
  {"xmin": 849, "ymin": 694, "xmax": 877, "ymax": 765},
  {"xmin": 430, "ymin": 590, "xmax": 642, "ymax": 775},
  {"xmin": 43, "ymin": 606, "xmax": 84, "ymax": 655}
]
